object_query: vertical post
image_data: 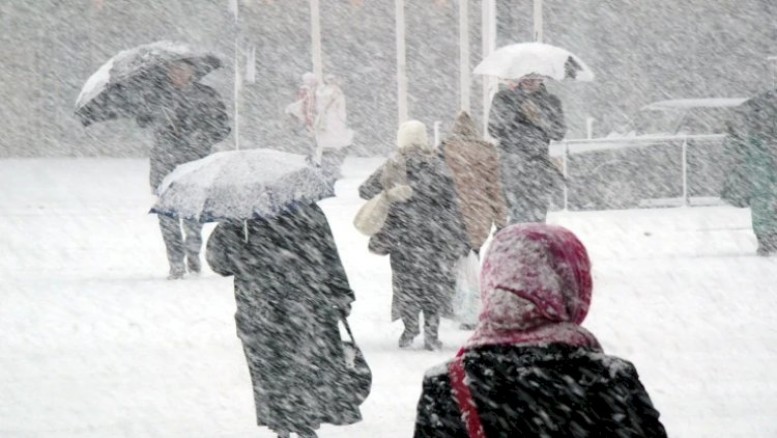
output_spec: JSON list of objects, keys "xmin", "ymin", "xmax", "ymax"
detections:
[
  {"xmin": 231, "ymin": 0, "xmax": 240, "ymax": 150},
  {"xmin": 433, "ymin": 121, "xmax": 441, "ymax": 146},
  {"xmin": 245, "ymin": 45, "xmax": 256, "ymax": 84},
  {"xmin": 458, "ymin": 0, "xmax": 470, "ymax": 113},
  {"xmin": 533, "ymin": 0, "xmax": 543, "ymax": 42},
  {"xmin": 586, "ymin": 117, "xmax": 595, "ymax": 139},
  {"xmin": 769, "ymin": 56, "xmax": 777, "ymax": 89},
  {"xmin": 396, "ymin": 0, "xmax": 408, "ymax": 124},
  {"xmin": 311, "ymin": 0, "xmax": 323, "ymax": 82},
  {"xmin": 234, "ymin": 38, "xmax": 241, "ymax": 150},
  {"xmin": 481, "ymin": 0, "xmax": 496, "ymax": 135},
  {"xmin": 681, "ymin": 137, "xmax": 689, "ymax": 206},
  {"xmin": 563, "ymin": 141, "xmax": 569, "ymax": 210}
]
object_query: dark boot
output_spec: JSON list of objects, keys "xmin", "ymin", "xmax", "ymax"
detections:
[
  {"xmin": 167, "ymin": 262, "xmax": 185, "ymax": 280},
  {"xmin": 756, "ymin": 233, "xmax": 777, "ymax": 256},
  {"xmin": 424, "ymin": 337, "xmax": 443, "ymax": 351},
  {"xmin": 399, "ymin": 330, "xmax": 417, "ymax": 349}
]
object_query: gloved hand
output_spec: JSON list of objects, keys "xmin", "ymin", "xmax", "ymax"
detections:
[
  {"xmin": 336, "ymin": 302, "xmax": 352, "ymax": 318},
  {"xmin": 385, "ymin": 184, "xmax": 413, "ymax": 203},
  {"xmin": 521, "ymin": 100, "xmax": 542, "ymax": 125}
]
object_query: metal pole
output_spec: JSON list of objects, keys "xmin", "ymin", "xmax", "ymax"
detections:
[
  {"xmin": 396, "ymin": 0, "xmax": 408, "ymax": 124},
  {"xmin": 770, "ymin": 57, "xmax": 777, "ymax": 89},
  {"xmin": 533, "ymin": 0, "xmax": 543, "ymax": 42},
  {"xmin": 311, "ymin": 0, "xmax": 323, "ymax": 82},
  {"xmin": 586, "ymin": 117, "xmax": 595, "ymax": 139},
  {"xmin": 481, "ymin": 0, "xmax": 496, "ymax": 135},
  {"xmin": 232, "ymin": 2, "xmax": 240, "ymax": 150},
  {"xmin": 459, "ymin": 0, "xmax": 470, "ymax": 113},
  {"xmin": 681, "ymin": 137, "xmax": 688, "ymax": 206}
]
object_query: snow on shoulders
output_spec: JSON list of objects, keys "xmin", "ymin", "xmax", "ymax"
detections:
[
  {"xmin": 582, "ymin": 350, "xmax": 635, "ymax": 378},
  {"xmin": 424, "ymin": 360, "xmax": 453, "ymax": 379}
]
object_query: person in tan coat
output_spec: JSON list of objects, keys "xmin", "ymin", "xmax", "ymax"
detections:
[
  {"xmin": 440, "ymin": 111, "xmax": 507, "ymax": 252},
  {"xmin": 440, "ymin": 111, "xmax": 507, "ymax": 330}
]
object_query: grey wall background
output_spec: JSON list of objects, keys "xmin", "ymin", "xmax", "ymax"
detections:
[{"xmin": 1, "ymin": 0, "xmax": 775, "ymax": 157}]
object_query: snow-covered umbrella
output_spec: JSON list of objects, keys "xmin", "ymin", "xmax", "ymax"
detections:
[
  {"xmin": 150, "ymin": 148, "xmax": 334, "ymax": 222},
  {"xmin": 474, "ymin": 42, "xmax": 594, "ymax": 82},
  {"xmin": 75, "ymin": 41, "xmax": 221, "ymax": 127}
]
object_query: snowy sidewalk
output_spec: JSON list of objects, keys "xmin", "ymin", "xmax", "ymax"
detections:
[{"xmin": 1, "ymin": 157, "xmax": 776, "ymax": 437}]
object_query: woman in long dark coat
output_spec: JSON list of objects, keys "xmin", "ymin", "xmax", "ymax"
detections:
[
  {"xmin": 206, "ymin": 202, "xmax": 360, "ymax": 438},
  {"xmin": 488, "ymin": 75, "xmax": 566, "ymax": 224},
  {"xmin": 368, "ymin": 120, "xmax": 469, "ymax": 351},
  {"xmin": 414, "ymin": 224, "xmax": 667, "ymax": 437}
]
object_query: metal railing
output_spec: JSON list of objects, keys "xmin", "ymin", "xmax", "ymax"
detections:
[{"xmin": 551, "ymin": 134, "xmax": 727, "ymax": 210}]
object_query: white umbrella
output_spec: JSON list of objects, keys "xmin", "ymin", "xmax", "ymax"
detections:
[
  {"xmin": 474, "ymin": 42, "xmax": 594, "ymax": 82},
  {"xmin": 151, "ymin": 149, "xmax": 333, "ymax": 222}
]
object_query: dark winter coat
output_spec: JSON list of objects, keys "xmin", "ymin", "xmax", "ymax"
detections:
[
  {"xmin": 488, "ymin": 86, "xmax": 566, "ymax": 221},
  {"xmin": 369, "ymin": 149, "xmax": 469, "ymax": 320},
  {"xmin": 206, "ymin": 202, "xmax": 361, "ymax": 433},
  {"xmin": 414, "ymin": 343, "xmax": 668, "ymax": 438},
  {"xmin": 142, "ymin": 82, "xmax": 231, "ymax": 189},
  {"xmin": 722, "ymin": 90, "xmax": 777, "ymax": 243}
]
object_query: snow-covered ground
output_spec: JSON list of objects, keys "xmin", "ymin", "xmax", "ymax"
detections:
[{"xmin": 1, "ymin": 157, "xmax": 776, "ymax": 437}]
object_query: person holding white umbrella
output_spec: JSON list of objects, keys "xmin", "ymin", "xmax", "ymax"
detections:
[
  {"xmin": 477, "ymin": 42, "xmax": 593, "ymax": 224},
  {"xmin": 488, "ymin": 73, "xmax": 565, "ymax": 224}
]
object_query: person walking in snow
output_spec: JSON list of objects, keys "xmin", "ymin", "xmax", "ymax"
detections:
[
  {"xmin": 138, "ymin": 60, "xmax": 230, "ymax": 279},
  {"xmin": 488, "ymin": 74, "xmax": 566, "ymax": 224},
  {"xmin": 440, "ymin": 111, "xmax": 508, "ymax": 329},
  {"xmin": 312, "ymin": 74, "xmax": 354, "ymax": 168},
  {"xmin": 206, "ymin": 202, "xmax": 362, "ymax": 438},
  {"xmin": 721, "ymin": 89, "xmax": 777, "ymax": 256},
  {"xmin": 366, "ymin": 120, "xmax": 469, "ymax": 351},
  {"xmin": 285, "ymin": 72, "xmax": 319, "ymax": 137},
  {"xmin": 413, "ymin": 223, "xmax": 668, "ymax": 437}
]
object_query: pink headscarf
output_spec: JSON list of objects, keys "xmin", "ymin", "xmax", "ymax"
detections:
[{"xmin": 464, "ymin": 224, "xmax": 601, "ymax": 351}]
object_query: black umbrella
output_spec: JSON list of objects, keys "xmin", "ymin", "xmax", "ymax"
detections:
[{"xmin": 75, "ymin": 41, "xmax": 221, "ymax": 127}]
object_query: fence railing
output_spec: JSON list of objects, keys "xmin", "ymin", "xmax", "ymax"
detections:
[{"xmin": 550, "ymin": 134, "xmax": 727, "ymax": 210}]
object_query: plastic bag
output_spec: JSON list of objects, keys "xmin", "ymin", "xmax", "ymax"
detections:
[{"xmin": 453, "ymin": 250, "xmax": 481, "ymax": 325}]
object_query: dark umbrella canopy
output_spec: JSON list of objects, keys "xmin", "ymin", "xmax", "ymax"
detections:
[{"xmin": 74, "ymin": 41, "xmax": 221, "ymax": 127}]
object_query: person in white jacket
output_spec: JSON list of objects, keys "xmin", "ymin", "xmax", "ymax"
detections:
[{"xmin": 313, "ymin": 75, "xmax": 354, "ymax": 166}]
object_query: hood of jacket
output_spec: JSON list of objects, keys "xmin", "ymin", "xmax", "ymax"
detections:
[
  {"xmin": 397, "ymin": 120, "xmax": 433, "ymax": 154},
  {"xmin": 450, "ymin": 111, "xmax": 479, "ymax": 139}
]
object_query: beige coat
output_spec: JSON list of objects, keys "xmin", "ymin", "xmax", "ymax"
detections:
[{"xmin": 441, "ymin": 112, "xmax": 507, "ymax": 249}]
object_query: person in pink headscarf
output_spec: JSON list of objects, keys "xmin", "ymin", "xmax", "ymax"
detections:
[{"xmin": 413, "ymin": 224, "xmax": 667, "ymax": 438}]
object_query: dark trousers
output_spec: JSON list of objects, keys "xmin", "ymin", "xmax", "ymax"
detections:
[
  {"xmin": 158, "ymin": 215, "xmax": 203, "ymax": 268},
  {"xmin": 504, "ymin": 192, "xmax": 548, "ymax": 224},
  {"xmin": 401, "ymin": 308, "xmax": 440, "ymax": 340}
]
